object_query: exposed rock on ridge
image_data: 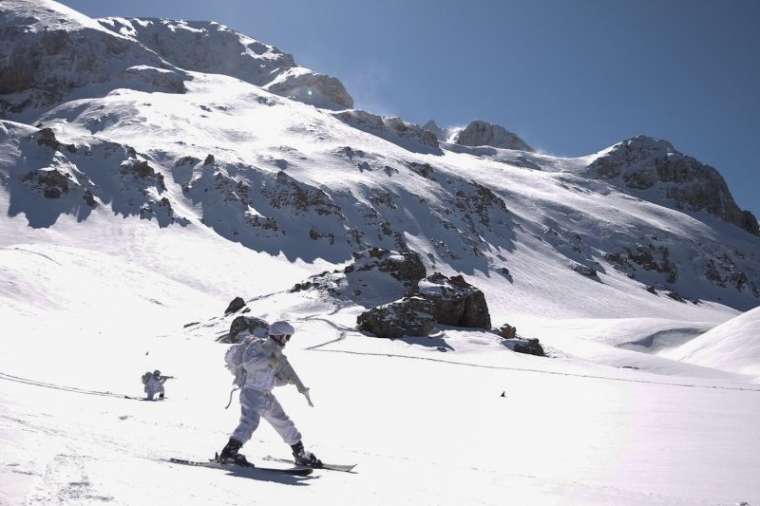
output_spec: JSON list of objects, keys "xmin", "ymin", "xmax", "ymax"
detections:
[
  {"xmin": 0, "ymin": 0, "xmax": 187, "ymax": 117},
  {"xmin": 588, "ymin": 135, "xmax": 759, "ymax": 236},
  {"xmin": 454, "ymin": 120, "xmax": 534, "ymax": 152},
  {"xmin": 98, "ymin": 16, "xmax": 353, "ymax": 110}
]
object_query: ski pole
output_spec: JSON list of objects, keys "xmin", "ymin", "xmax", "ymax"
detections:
[{"xmin": 224, "ymin": 386, "xmax": 239, "ymax": 409}]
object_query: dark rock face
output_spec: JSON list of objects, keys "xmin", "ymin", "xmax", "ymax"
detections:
[
  {"xmin": 571, "ymin": 263, "xmax": 599, "ymax": 280},
  {"xmin": 588, "ymin": 136, "xmax": 759, "ymax": 236},
  {"xmin": 496, "ymin": 323, "xmax": 517, "ymax": 339},
  {"xmin": 0, "ymin": 3, "xmax": 187, "ymax": 116},
  {"xmin": 22, "ymin": 169, "xmax": 70, "ymax": 198},
  {"xmin": 666, "ymin": 290, "xmax": 686, "ymax": 303},
  {"xmin": 417, "ymin": 272, "xmax": 491, "ymax": 329},
  {"xmin": 502, "ymin": 337, "xmax": 545, "ymax": 357},
  {"xmin": 33, "ymin": 128, "xmax": 76, "ymax": 153},
  {"xmin": 353, "ymin": 247, "xmax": 426, "ymax": 284},
  {"xmin": 605, "ymin": 244, "xmax": 678, "ymax": 284},
  {"xmin": 406, "ymin": 161, "xmax": 435, "ymax": 179},
  {"xmin": 294, "ymin": 247, "xmax": 426, "ymax": 307},
  {"xmin": 334, "ymin": 110, "xmax": 441, "ymax": 154},
  {"xmin": 454, "ymin": 120, "xmax": 534, "ymax": 152},
  {"xmin": 224, "ymin": 296, "xmax": 246, "ymax": 315},
  {"xmin": 98, "ymin": 16, "xmax": 352, "ymax": 110},
  {"xmin": 356, "ymin": 296, "xmax": 435, "ymax": 339},
  {"xmin": 221, "ymin": 315, "xmax": 269, "ymax": 343}
]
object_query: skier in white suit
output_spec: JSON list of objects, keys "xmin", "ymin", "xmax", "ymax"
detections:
[
  {"xmin": 218, "ymin": 320, "xmax": 322, "ymax": 467},
  {"xmin": 142, "ymin": 369, "xmax": 172, "ymax": 400}
]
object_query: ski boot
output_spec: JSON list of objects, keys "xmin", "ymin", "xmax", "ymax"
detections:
[
  {"xmin": 218, "ymin": 437, "xmax": 251, "ymax": 466},
  {"xmin": 291, "ymin": 441, "xmax": 322, "ymax": 468}
]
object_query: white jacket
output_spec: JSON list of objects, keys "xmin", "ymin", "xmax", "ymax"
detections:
[{"xmin": 241, "ymin": 338, "xmax": 299, "ymax": 392}]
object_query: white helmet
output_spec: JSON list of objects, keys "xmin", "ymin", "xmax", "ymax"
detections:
[{"xmin": 268, "ymin": 320, "xmax": 295, "ymax": 346}]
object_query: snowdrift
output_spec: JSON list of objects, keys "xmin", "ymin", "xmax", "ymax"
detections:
[{"xmin": 663, "ymin": 306, "xmax": 760, "ymax": 376}]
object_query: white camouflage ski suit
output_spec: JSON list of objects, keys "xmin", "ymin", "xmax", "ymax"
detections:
[
  {"xmin": 144, "ymin": 375, "xmax": 166, "ymax": 400},
  {"xmin": 231, "ymin": 338, "xmax": 304, "ymax": 446}
]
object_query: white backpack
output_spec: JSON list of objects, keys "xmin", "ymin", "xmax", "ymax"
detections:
[{"xmin": 224, "ymin": 337, "xmax": 255, "ymax": 387}]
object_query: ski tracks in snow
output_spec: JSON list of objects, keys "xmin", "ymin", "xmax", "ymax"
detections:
[
  {"xmin": 0, "ymin": 372, "xmax": 142, "ymax": 401},
  {"xmin": 25, "ymin": 453, "xmax": 115, "ymax": 505},
  {"xmin": 305, "ymin": 336, "xmax": 760, "ymax": 393}
]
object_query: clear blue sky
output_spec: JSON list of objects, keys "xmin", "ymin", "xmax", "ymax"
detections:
[{"xmin": 65, "ymin": 0, "xmax": 759, "ymax": 216}]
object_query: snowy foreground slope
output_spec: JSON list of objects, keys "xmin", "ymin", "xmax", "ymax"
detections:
[{"xmin": 1, "ymin": 1, "xmax": 760, "ymax": 505}]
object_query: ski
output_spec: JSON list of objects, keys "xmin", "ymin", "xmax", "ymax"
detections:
[
  {"xmin": 167, "ymin": 457, "xmax": 313, "ymax": 476},
  {"xmin": 264, "ymin": 455, "xmax": 357, "ymax": 473}
]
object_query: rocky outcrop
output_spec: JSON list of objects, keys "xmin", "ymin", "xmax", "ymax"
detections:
[
  {"xmin": 356, "ymin": 296, "xmax": 435, "ymax": 339},
  {"xmin": 221, "ymin": 315, "xmax": 269, "ymax": 343},
  {"xmin": 570, "ymin": 262, "xmax": 600, "ymax": 281},
  {"xmin": 224, "ymin": 296, "xmax": 246, "ymax": 315},
  {"xmin": 348, "ymin": 247, "xmax": 426, "ymax": 284},
  {"xmin": 32, "ymin": 128, "xmax": 76, "ymax": 153},
  {"xmin": 266, "ymin": 67, "xmax": 353, "ymax": 110},
  {"xmin": 22, "ymin": 168, "xmax": 73, "ymax": 199},
  {"xmin": 501, "ymin": 337, "xmax": 545, "ymax": 357},
  {"xmin": 421, "ymin": 120, "xmax": 449, "ymax": 141},
  {"xmin": 453, "ymin": 121, "xmax": 534, "ymax": 152},
  {"xmin": 495, "ymin": 322, "xmax": 546, "ymax": 356},
  {"xmin": 588, "ymin": 136, "xmax": 759, "ymax": 236},
  {"xmin": 292, "ymin": 247, "xmax": 426, "ymax": 307},
  {"xmin": 98, "ymin": 16, "xmax": 352, "ymax": 110},
  {"xmin": 496, "ymin": 323, "xmax": 517, "ymax": 339},
  {"xmin": 417, "ymin": 273, "xmax": 491, "ymax": 329},
  {"xmin": 0, "ymin": 1, "xmax": 187, "ymax": 116},
  {"xmin": 334, "ymin": 110, "xmax": 441, "ymax": 154},
  {"xmin": 606, "ymin": 243, "xmax": 678, "ymax": 284}
]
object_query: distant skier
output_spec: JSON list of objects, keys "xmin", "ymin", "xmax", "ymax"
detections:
[
  {"xmin": 218, "ymin": 320, "xmax": 322, "ymax": 467},
  {"xmin": 142, "ymin": 369, "xmax": 173, "ymax": 400}
]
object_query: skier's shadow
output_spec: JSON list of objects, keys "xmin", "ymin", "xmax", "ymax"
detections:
[{"xmin": 220, "ymin": 466, "xmax": 316, "ymax": 486}]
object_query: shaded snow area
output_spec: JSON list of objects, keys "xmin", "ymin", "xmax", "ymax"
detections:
[{"xmin": 1, "ymin": 1, "xmax": 760, "ymax": 505}]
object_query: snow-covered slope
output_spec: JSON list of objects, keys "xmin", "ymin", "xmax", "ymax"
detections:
[
  {"xmin": 661, "ymin": 306, "xmax": 760, "ymax": 376},
  {"xmin": 2, "ymin": 1, "xmax": 760, "ymax": 504}
]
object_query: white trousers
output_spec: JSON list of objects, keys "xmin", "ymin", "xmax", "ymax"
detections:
[
  {"xmin": 145, "ymin": 383, "xmax": 164, "ymax": 400},
  {"xmin": 232, "ymin": 388, "xmax": 301, "ymax": 446}
]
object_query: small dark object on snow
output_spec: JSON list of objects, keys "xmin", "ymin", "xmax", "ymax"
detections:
[
  {"xmin": 571, "ymin": 263, "xmax": 600, "ymax": 280},
  {"xmin": 502, "ymin": 337, "xmax": 545, "ymax": 357},
  {"xmin": 496, "ymin": 323, "xmax": 517, "ymax": 339},
  {"xmin": 500, "ymin": 391, "xmax": 506, "ymax": 398},
  {"xmin": 225, "ymin": 297, "xmax": 246, "ymax": 315}
]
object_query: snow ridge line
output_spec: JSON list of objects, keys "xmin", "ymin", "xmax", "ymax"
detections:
[
  {"xmin": 0, "ymin": 372, "xmax": 141, "ymax": 400},
  {"xmin": 308, "ymin": 349, "xmax": 760, "ymax": 392}
]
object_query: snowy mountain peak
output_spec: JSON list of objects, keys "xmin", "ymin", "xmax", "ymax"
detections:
[
  {"xmin": 97, "ymin": 16, "xmax": 354, "ymax": 110},
  {"xmin": 421, "ymin": 120, "xmax": 449, "ymax": 141},
  {"xmin": 588, "ymin": 135, "xmax": 759, "ymax": 236},
  {"xmin": 619, "ymin": 134, "xmax": 676, "ymax": 153},
  {"xmin": 453, "ymin": 120, "xmax": 534, "ymax": 152},
  {"xmin": 0, "ymin": 0, "xmax": 353, "ymax": 119}
]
